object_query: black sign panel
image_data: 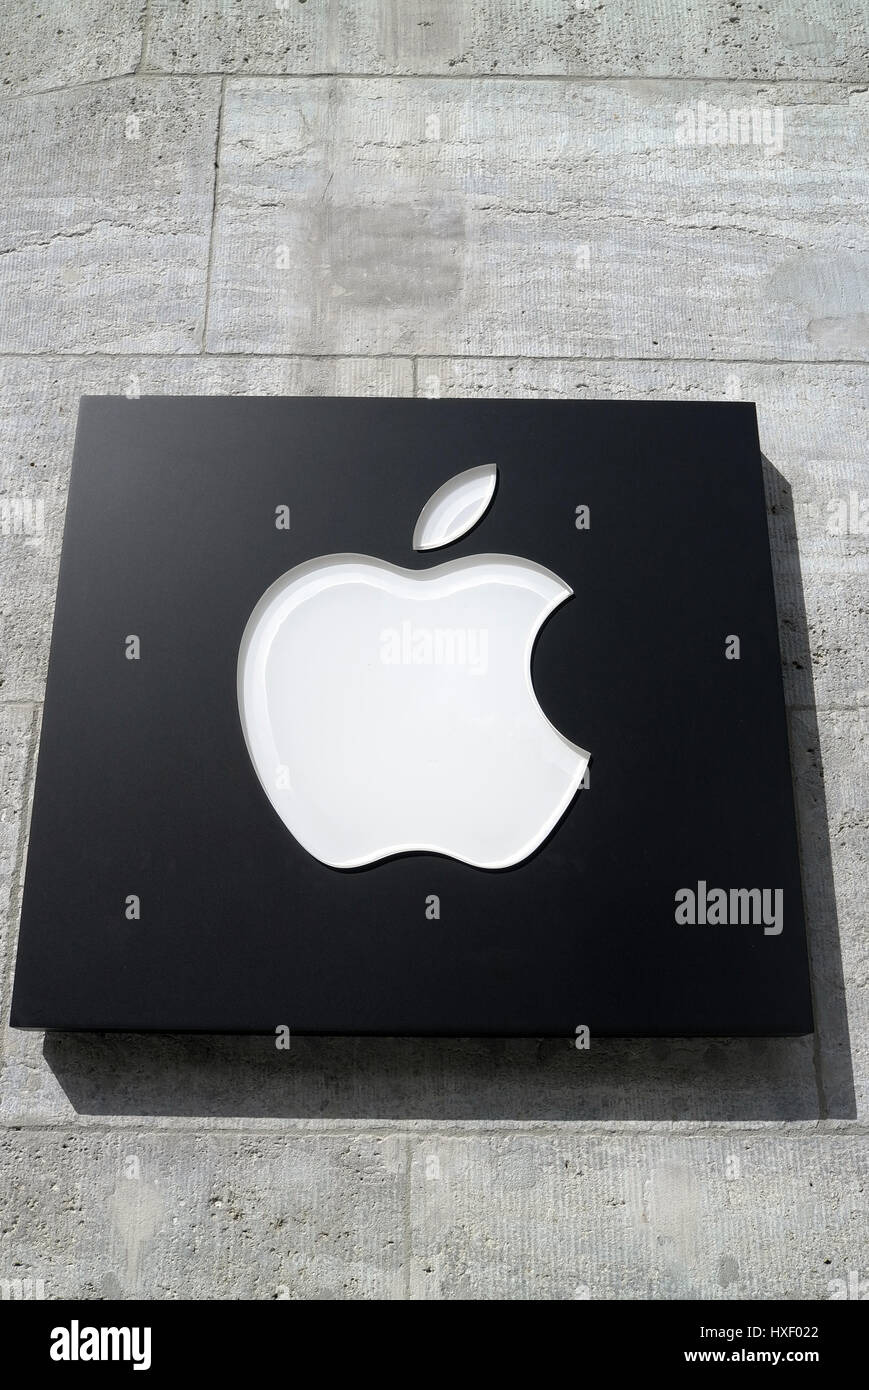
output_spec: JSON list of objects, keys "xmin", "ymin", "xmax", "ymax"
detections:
[{"xmin": 10, "ymin": 397, "xmax": 812, "ymax": 1034}]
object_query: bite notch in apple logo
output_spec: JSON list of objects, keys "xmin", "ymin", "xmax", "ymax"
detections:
[{"xmin": 238, "ymin": 465, "xmax": 590, "ymax": 869}]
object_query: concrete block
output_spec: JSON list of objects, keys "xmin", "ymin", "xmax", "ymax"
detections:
[
  {"xmin": 0, "ymin": 80, "xmax": 221, "ymax": 352},
  {"xmin": 0, "ymin": 1032, "xmax": 818, "ymax": 1128},
  {"xmin": 0, "ymin": 705, "xmax": 36, "ymax": 1020},
  {"xmin": 146, "ymin": 0, "xmax": 331, "ymax": 75},
  {"xmin": 409, "ymin": 1132, "xmax": 867, "ymax": 1298},
  {"xmin": 208, "ymin": 78, "xmax": 868, "ymax": 359},
  {"xmin": 0, "ymin": 353, "xmax": 411, "ymax": 703},
  {"xmin": 0, "ymin": 1128, "xmax": 406, "ymax": 1298},
  {"xmin": 1, "ymin": 0, "xmax": 145, "ymax": 95},
  {"xmin": 791, "ymin": 709, "xmax": 868, "ymax": 1119},
  {"xmin": 145, "ymin": 1, "xmax": 869, "ymax": 82}
]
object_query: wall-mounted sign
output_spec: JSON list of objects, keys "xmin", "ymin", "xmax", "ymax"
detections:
[{"xmin": 11, "ymin": 397, "xmax": 812, "ymax": 1035}]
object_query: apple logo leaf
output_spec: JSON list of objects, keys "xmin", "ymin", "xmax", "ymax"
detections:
[{"xmin": 412, "ymin": 464, "xmax": 498, "ymax": 551}]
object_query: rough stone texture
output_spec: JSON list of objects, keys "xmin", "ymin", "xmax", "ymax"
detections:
[
  {"xmin": 790, "ymin": 709, "xmax": 869, "ymax": 1121},
  {"xmin": 0, "ymin": 0, "xmax": 146, "ymax": 95},
  {"xmin": 0, "ymin": 1032, "xmax": 819, "ymax": 1127},
  {"xmin": 0, "ymin": 354, "xmax": 411, "ymax": 704},
  {"xmin": 0, "ymin": 80, "xmax": 221, "ymax": 352},
  {"xmin": 0, "ymin": 1129, "xmax": 406, "ymax": 1299},
  {"xmin": 0, "ymin": 0, "xmax": 867, "ymax": 1302},
  {"xmin": 409, "ymin": 1133, "xmax": 867, "ymax": 1299},
  {"xmin": 6, "ymin": 1124, "xmax": 865, "ymax": 1302},
  {"xmin": 207, "ymin": 78, "xmax": 868, "ymax": 359},
  {"xmin": 0, "ymin": 705, "xmax": 36, "ymax": 1011},
  {"xmin": 145, "ymin": 1, "xmax": 869, "ymax": 82}
]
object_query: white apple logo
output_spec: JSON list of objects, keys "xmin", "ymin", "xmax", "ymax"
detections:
[{"xmin": 237, "ymin": 465, "xmax": 589, "ymax": 869}]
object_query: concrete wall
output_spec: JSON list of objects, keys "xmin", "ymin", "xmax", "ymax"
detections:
[{"xmin": 0, "ymin": 0, "xmax": 866, "ymax": 1299}]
